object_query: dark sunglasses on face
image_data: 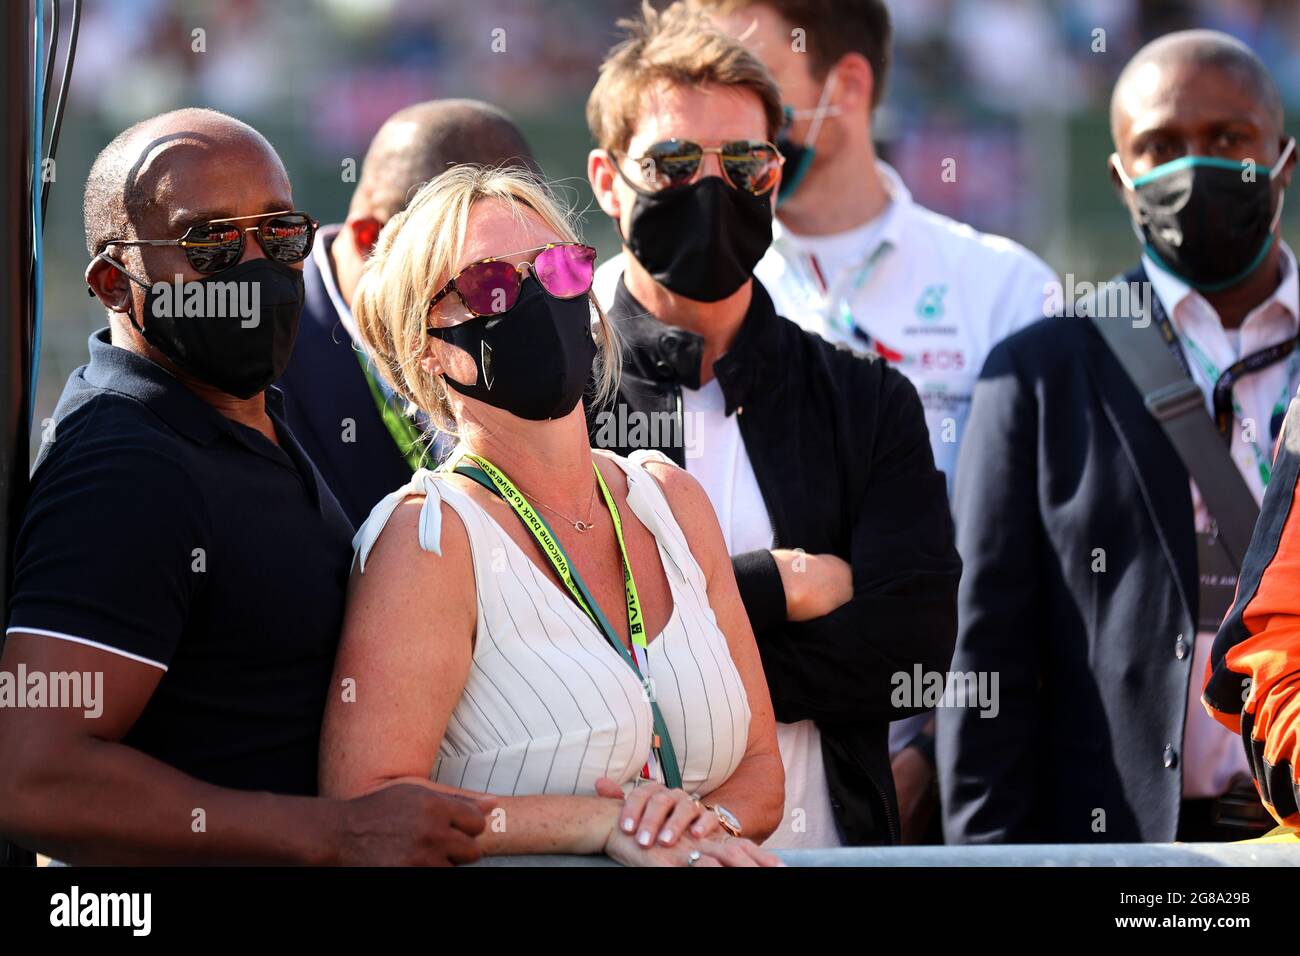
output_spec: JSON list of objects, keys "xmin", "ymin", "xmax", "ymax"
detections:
[
  {"xmin": 617, "ymin": 139, "xmax": 785, "ymax": 195},
  {"xmin": 427, "ymin": 242, "xmax": 597, "ymax": 321},
  {"xmin": 100, "ymin": 210, "xmax": 318, "ymax": 275}
]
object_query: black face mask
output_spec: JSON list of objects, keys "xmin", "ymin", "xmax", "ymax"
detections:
[
  {"xmin": 427, "ymin": 275, "xmax": 597, "ymax": 421},
  {"xmin": 1114, "ymin": 138, "xmax": 1295, "ymax": 292},
  {"xmin": 99, "ymin": 255, "xmax": 305, "ymax": 399},
  {"xmin": 622, "ymin": 175, "xmax": 773, "ymax": 302}
]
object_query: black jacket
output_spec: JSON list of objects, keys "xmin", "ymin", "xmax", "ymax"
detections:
[
  {"xmin": 938, "ymin": 265, "xmax": 1200, "ymax": 844},
  {"xmin": 589, "ymin": 276, "xmax": 960, "ymax": 844},
  {"xmin": 276, "ymin": 230, "xmax": 414, "ymax": 527}
]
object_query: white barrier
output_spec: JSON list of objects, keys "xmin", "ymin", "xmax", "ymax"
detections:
[{"xmin": 471, "ymin": 842, "xmax": 1300, "ymax": 866}]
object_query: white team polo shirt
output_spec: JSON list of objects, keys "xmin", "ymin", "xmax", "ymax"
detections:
[{"xmin": 757, "ymin": 162, "xmax": 1058, "ymax": 485}]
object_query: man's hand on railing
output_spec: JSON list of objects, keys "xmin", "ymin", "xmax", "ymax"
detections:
[{"xmin": 335, "ymin": 783, "xmax": 494, "ymax": 866}]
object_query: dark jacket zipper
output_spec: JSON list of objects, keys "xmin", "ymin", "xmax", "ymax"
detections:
[{"xmin": 873, "ymin": 773, "xmax": 899, "ymax": 844}]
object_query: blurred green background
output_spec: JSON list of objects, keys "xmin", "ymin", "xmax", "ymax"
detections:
[{"xmin": 34, "ymin": 0, "xmax": 1300, "ymax": 449}]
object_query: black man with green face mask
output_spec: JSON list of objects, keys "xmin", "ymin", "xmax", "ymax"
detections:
[{"xmin": 941, "ymin": 30, "xmax": 1297, "ymax": 846}]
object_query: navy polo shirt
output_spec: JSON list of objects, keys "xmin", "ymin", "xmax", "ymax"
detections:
[{"xmin": 7, "ymin": 329, "xmax": 355, "ymax": 795}]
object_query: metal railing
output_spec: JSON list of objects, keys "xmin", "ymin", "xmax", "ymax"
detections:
[{"xmin": 473, "ymin": 843, "xmax": 1300, "ymax": 866}]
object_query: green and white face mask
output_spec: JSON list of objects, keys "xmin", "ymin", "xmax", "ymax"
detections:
[
  {"xmin": 775, "ymin": 68, "xmax": 842, "ymax": 206},
  {"xmin": 1111, "ymin": 137, "xmax": 1295, "ymax": 292}
]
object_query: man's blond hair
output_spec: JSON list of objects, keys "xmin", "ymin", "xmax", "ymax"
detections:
[{"xmin": 587, "ymin": 0, "xmax": 783, "ymax": 154}]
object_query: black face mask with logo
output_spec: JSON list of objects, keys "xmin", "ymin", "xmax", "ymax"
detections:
[
  {"xmin": 1113, "ymin": 138, "xmax": 1295, "ymax": 292},
  {"xmin": 622, "ymin": 176, "xmax": 774, "ymax": 303},
  {"xmin": 427, "ymin": 275, "xmax": 597, "ymax": 421},
  {"xmin": 97, "ymin": 255, "xmax": 305, "ymax": 399}
]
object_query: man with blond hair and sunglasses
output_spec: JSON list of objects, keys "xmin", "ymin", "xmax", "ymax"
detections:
[
  {"xmin": 592, "ymin": 0, "xmax": 1055, "ymax": 843},
  {"xmin": 586, "ymin": 2, "xmax": 960, "ymax": 848},
  {"xmin": 0, "ymin": 107, "xmax": 489, "ymax": 865}
]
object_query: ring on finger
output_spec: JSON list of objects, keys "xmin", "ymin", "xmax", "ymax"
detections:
[{"xmin": 687, "ymin": 850, "xmax": 702, "ymax": 867}]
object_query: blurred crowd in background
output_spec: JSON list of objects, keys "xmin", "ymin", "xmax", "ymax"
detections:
[{"xmin": 36, "ymin": 0, "xmax": 1300, "ymax": 448}]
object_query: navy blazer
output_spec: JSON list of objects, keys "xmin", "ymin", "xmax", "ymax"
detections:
[
  {"xmin": 938, "ymin": 265, "xmax": 1201, "ymax": 844},
  {"xmin": 275, "ymin": 236, "xmax": 413, "ymax": 528}
]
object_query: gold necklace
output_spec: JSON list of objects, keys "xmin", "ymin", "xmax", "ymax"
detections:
[{"xmin": 522, "ymin": 478, "xmax": 600, "ymax": 533}]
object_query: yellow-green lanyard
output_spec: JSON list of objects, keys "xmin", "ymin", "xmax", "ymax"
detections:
[
  {"xmin": 450, "ymin": 452, "xmax": 682, "ymax": 789},
  {"xmin": 354, "ymin": 347, "xmax": 426, "ymax": 472}
]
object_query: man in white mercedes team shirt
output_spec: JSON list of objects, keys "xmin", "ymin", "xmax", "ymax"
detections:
[{"xmin": 591, "ymin": 0, "xmax": 1057, "ymax": 842}]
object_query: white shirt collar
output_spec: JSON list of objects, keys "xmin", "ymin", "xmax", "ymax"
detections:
[
  {"xmin": 313, "ymin": 224, "xmax": 361, "ymax": 346},
  {"xmin": 772, "ymin": 159, "xmax": 911, "ymax": 255},
  {"xmin": 1144, "ymin": 242, "xmax": 1299, "ymax": 357},
  {"xmin": 873, "ymin": 160, "xmax": 912, "ymax": 249}
]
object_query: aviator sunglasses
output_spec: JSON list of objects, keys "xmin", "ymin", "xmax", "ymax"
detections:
[
  {"xmin": 428, "ymin": 242, "xmax": 598, "ymax": 320},
  {"xmin": 100, "ymin": 210, "xmax": 318, "ymax": 275},
  {"xmin": 617, "ymin": 138, "xmax": 785, "ymax": 195}
]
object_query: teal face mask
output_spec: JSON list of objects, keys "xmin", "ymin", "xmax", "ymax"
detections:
[
  {"xmin": 1111, "ymin": 138, "xmax": 1295, "ymax": 292},
  {"xmin": 775, "ymin": 70, "xmax": 841, "ymax": 206}
]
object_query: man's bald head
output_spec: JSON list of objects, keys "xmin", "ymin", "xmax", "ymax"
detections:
[
  {"xmin": 83, "ymin": 107, "xmax": 289, "ymax": 256},
  {"xmin": 1111, "ymin": 30, "xmax": 1284, "ymax": 146},
  {"xmin": 350, "ymin": 99, "xmax": 539, "ymax": 221}
]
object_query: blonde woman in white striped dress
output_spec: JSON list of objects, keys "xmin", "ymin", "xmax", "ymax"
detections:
[{"xmin": 319, "ymin": 166, "xmax": 784, "ymax": 866}]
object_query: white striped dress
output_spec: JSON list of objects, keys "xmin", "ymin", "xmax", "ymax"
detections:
[{"xmin": 352, "ymin": 449, "xmax": 752, "ymax": 798}]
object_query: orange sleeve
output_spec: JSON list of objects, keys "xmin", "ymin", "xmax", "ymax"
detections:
[{"xmin": 1203, "ymin": 397, "xmax": 1300, "ymax": 827}]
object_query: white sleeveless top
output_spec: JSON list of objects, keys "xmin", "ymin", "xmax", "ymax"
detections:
[{"xmin": 352, "ymin": 449, "xmax": 752, "ymax": 798}]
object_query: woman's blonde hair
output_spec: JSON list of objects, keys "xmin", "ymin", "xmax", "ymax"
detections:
[{"xmin": 352, "ymin": 164, "xmax": 621, "ymax": 443}]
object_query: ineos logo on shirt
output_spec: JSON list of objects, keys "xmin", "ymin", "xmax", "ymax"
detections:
[{"xmin": 918, "ymin": 350, "xmax": 966, "ymax": 371}]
